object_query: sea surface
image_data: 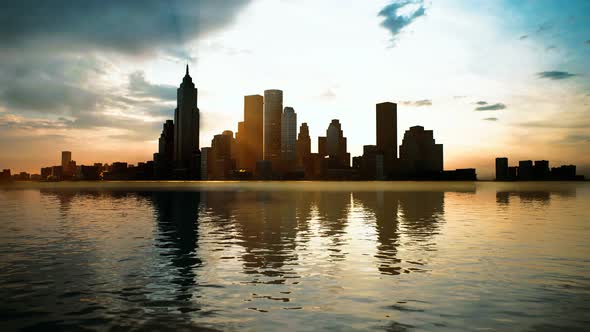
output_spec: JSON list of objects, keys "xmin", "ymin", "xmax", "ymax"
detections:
[{"xmin": 0, "ymin": 181, "xmax": 589, "ymax": 331}]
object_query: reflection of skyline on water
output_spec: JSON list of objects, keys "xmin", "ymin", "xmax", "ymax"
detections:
[{"xmin": 6, "ymin": 182, "xmax": 583, "ymax": 331}]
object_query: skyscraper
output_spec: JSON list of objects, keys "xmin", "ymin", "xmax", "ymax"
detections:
[
  {"xmin": 323, "ymin": 119, "xmax": 350, "ymax": 168},
  {"xmin": 61, "ymin": 151, "xmax": 72, "ymax": 178},
  {"xmin": 241, "ymin": 95, "xmax": 264, "ymax": 172},
  {"xmin": 297, "ymin": 123, "xmax": 311, "ymax": 167},
  {"xmin": 495, "ymin": 157, "xmax": 508, "ymax": 181},
  {"xmin": 281, "ymin": 107, "xmax": 297, "ymax": 163},
  {"xmin": 399, "ymin": 126, "xmax": 443, "ymax": 177},
  {"xmin": 376, "ymin": 102, "xmax": 397, "ymax": 172},
  {"xmin": 174, "ymin": 65, "xmax": 200, "ymax": 178},
  {"xmin": 154, "ymin": 120, "xmax": 174, "ymax": 179},
  {"xmin": 263, "ymin": 89, "xmax": 283, "ymax": 168}
]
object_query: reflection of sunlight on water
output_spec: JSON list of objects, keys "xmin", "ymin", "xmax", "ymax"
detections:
[{"xmin": 0, "ymin": 182, "xmax": 588, "ymax": 331}]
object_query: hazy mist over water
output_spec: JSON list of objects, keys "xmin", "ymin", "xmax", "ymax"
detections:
[{"xmin": 0, "ymin": 182, "xmax": 589, "ymax": 331}]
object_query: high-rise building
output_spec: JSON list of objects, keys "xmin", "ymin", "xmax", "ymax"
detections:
[
  {"xmin": 242, "ymin": 95, "xmax": 264, "ymax": 172},
  {"xmin": 210, "ymin": 133, "xmax": 233, "ymax": 179},
  {"xmin": 321, "ymin": 119, "xmax": 350, "ymax": 168},
  {"xmin": 174, "ymin": 65, "xmax": 200, "ymax": 178},
  {"xmin": 518, "ymin": 160, "xmax": 533, "ymax": 180},
  {"xmin": 399, "ymin": 126, "xmax": 443, "ymax": 177},
  {"xmin": 281, "ymin": 107, "xmax": 297, "ymax": 164},
  {"xmin": 154, "ymin": 120, "xmax": 174, "ymax": 179},
  {"xmin": 495, "ymin": 157, "xmax": 508, "ymax": 180},
  {"xmin": 61, "ymin": 151, "xmax": 71, "ymax": 170},
  {"xmin": 297, "ymin": 123, "xmax": 311, "ymax": 166},
  {"xmin": 263, "ymin": 89, "xmax": 283, "ymax": 168},
  {"xmin": 376, "ymin": 102, "xmax": 397, "ymax": 172}
]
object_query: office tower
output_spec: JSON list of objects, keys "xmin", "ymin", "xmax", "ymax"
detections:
[
  {"xmin": 361, "ymin": 145, "xmax": 384, "ymax": 180},
  {"xmin": 236, "ymin": 121, "xmax": 245, "ymax": 169},
  {"xmin": 263, "ymin": 89, "xmax": 283, "ymax": 168},
  {"xmin": 174, "ymin": 65, "xmax": 200, "ymax": 178},
  {"xmin": 222, "ymin": 130, "xmax": 237, "ymax": 164},
  {"xmin": 518, "ymin": 160, "xmax": 533, "ymax": 180},
  {"xmin": 297, "ymin": 123, "xmax": 311, "ymax": 166},
  {"xmin": 376, "ymin": 102, "xmax": 397, "ymax": 172},
  {"xmin": 318, "ymin": 137, "xmax": 327, "ymax": 157},
  {"xmin": 61, "ymin": 151, "xmax": 71, "ymax": 169},
  {"xmin": 242, "ymin": 95, "xmax": 264, "ymax": 171},
  {"xmin": 154, "ymin": 120, "xmax": 174, "ymax": 179},
  {"xmin": 495, "ymin": 157, "xmax": 508, "ymax": 180},
  {"xmin": 200, "ymin": 147, "xmax": 210, "ymax": 180},
  {"xmin": 210, "ymin": 134, "xmax": 233, "ymax": 179},
  {"xmin": 281, "ymin": 107, "xmax": 297, "ymax": 163},
  {"xmin": 322, "ymin": 119, "xmax": 350, "ymax": 168},
  {"xmin": 399, "ymin": 126, "xmax": 443, "ymax": 177},
  {"xmin": 534, "ymin": 160, "xmax": 550, "ymax": 180}
]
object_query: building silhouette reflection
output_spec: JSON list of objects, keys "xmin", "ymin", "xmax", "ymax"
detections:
[
  {"xmin": 495, "ymin": 189, "xmax": 576, "ymax": 206},
  {"xmin": 145, "ymin": 191, "xmax": 201, "ymax": 301}
]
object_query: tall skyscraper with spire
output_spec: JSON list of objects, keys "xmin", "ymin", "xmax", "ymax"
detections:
[{"xmin": 174, "ymin": 65, "xmax": 200, "ymax": 178}]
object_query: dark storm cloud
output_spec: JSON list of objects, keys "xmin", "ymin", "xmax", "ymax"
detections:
[
  {"xmin": 378, "ymin": 1, "xmax": 426, "ymax": 40},
  {"xmin": 0, "ymin": 1, "xmax": 250, "ymax": 143},
  {"xmin": 401, "ymin": 99, "xmax": 432, "ymax": 107},
  {"xmin": 475, "ymin": 103, "xmax": 506, "ymax": 111},
  {"xmin": 0, "ymin": 0, "xmax": 251, "ymax": 55},
  {"xmin": 537, "ymin": 71, "xmax": 577, "ymax": 80},
  {"xmin": 128, "ymin": 72, "xmax": 177, "ymax": 101}
]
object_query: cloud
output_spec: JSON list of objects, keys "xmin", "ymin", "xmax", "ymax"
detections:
[
  {"xmin": 586, "ymin": 40, "xmax": 590, "ymax": 45},
  {"xmin": 0, "ymin": 0, "xmax": 251, "ymax": 57},
  {"xmin": 519, "ymin": 35, "xmax": 528, "ymax": 40},
  {"xmin": 475, "ymin": 103, "xmax": 507, "ymax": 111},
  {"xmin": 483, "ymin": 117, "xmax": 498, "ymax": 121},
  {"xmin": 378, "ymin": 1, "xmax": 427, "ymax": 40},
  {"xmin": 475, "ymin": 101, "xmax": 487, "ymax": 105},
  {"xmin": 545, "ymin": 45, "xmax": 557, "ymax": 52},
  {"xmin": 401, "ymin": 99, "xmax": 432, "ymax": 107},
  {"xmin": 562, "ymin": 134, "xmax": 590, "ymax": 143},
  {"xmin": 317, "ymin": 89, "xmax": 337, "ymax": 100},
  {"xmin": 537, "ymin": 71, "xmax": 577, "ymax": 80},
  {"xmin": 128, "ymin": 71, "xmax": 177, "ymax": 101}
]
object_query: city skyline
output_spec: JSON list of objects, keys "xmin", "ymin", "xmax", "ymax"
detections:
[{"xmin": 1, "ymin": 1, "xmax": 589, "ymax": 178}]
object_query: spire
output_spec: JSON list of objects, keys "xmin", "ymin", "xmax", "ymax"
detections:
[{"xmin": 186, "ymin": 64, "xmax": 189, "ymax": 76}]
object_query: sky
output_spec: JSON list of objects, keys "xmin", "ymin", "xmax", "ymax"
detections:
[{"xmin": 0, "ymin": 0, "xmax": 589, "ymax": 179}]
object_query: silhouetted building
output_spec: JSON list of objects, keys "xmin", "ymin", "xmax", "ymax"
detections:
[
  {"xmin": 51, "ymin": 165, "xmax": 63, "ymax": 180},
  {"xmin": 80, "ymin": 165, "xmax": 100, "ymax": 180},
  {"xmin": 61, "ymin": 151, "xmax": 71, "ymax": 170},
  {"xmin": 534, "ymin": 160, "xmax": 550, "ymax": 180},
  {"xmin": 41, "ymin": 167, "xmax": 52, "ymax": 180},
  {"xmin": 255, "ymin": 160, "xmax": 273, "ymax": 180},
  {"xmin": 398, "ymin": 126, "xmax": 443, "ymax": 178},
  {"xmin": 281, "ymin": 107, "xmax": 297, "ymax": 170},
  {"xmin": 0, "ymin": 169, "xmax": 10, "ymax": 182},
  {"xmin": 174, "ymin": 65, "xmax": 200, "ymax": 179},
  {"xmin": 495, "ymin": 157, "xmax": 508, "ymax": 180},
  {"xmin": 376, "ymin": 102, "xmax": 397, "ymax": 173},
  {"xmin": 154, "ymin": 120, "xmax": 174, "ymax": 179},
  {"xmin": 551, "ymin": 165, "xmax": 578, "ymax": 180},
  {"xmin": 297, "ymin": 123, "xmax": 311, "ymax": 168},
  {"xmin": 200, "ymin": 147, "xmax": 210, "ymax": 180},
  {"xmin": 263, "ymin": 89, "xmax": 283, "ymax": 170},
  {"xmin": 508, "ymin": 166, "xmax": 518, "ymax": 179},
  {"xmin": 441, "ymin": 168, "xmax": 477, "ymax": 180},
  {"xmin": 360, "ymin": 145, "xmax": 384, "ymax": 180},
  {"xmin": 320, "ymin": 119, "xmax": 350, "ymax": 169},
  {"xmin": 518, "ymin": 160, "xmax": 533, "ymax": 180},
  {"xmin": 210, "ymin": 133, "xmax": 234, "ymax": 179},
  {"xmin": 241, "ymin": 95, "xmax": 264, "ymax": 172}
]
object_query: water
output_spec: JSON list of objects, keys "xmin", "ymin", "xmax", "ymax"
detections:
[{"xmin": 0, "ymin": 181, "xmax": 589, "ymax": 331}]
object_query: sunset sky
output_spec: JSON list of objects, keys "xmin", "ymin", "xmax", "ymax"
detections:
[{"xmin": 1, "ymin": 0, "xmax": 589, "ymax": 178}]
